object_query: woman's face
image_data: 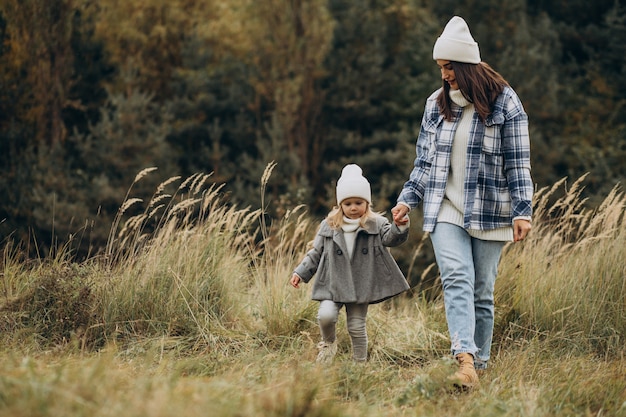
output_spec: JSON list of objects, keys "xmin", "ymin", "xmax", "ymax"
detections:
[
  {"xmin": 341, "ymin": 197, "xmax": 368, "ymax": 220},
  {"xmin": 437, "ymin": 59, "xmax": 458, "ymax": 90}
]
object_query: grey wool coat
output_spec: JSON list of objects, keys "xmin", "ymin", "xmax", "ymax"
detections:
[{"xmin": 293, "ymin": 215, "xmax": 410, "ymax": 304}]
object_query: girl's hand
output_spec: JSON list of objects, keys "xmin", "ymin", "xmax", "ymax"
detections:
[
  {"xmin": 394, "ymin": 214, "xmax": 409, "ymax": 226},
  {"xmin": 290, "ymin": 274, "xmax": 301, "ymax": 288}
]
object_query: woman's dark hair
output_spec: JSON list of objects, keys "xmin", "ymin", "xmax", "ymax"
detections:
[{"xmin": 437, "ymin": 61, "xmax": 509, "ymax": 122}]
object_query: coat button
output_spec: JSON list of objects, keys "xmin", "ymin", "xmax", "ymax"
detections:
[
  {"xmin": 337, "ymin": 249, "xmax": 343, "ymax": 255},
  {"xmin": 362, "ymin": 248, "xmax": 368, "ymax": 254}
]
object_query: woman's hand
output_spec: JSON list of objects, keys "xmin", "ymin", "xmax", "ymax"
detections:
[
  {"xmin": 391, "ymin": 204, "xmax": 410, "ymax": 226},
  {"xmin": 513, "ymin": 219, "xmax": 531, "ymax": 242}
]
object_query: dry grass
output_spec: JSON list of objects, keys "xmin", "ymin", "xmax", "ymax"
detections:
[
  {"xmin": 497, "ymin": 176, "xmax": 626, "ymax": 357},
  {"xmin": 1, "ymin": 169, "xmax": 625, "ymax": 416}
]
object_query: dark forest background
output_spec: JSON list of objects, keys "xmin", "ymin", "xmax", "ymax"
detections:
[{"xmin": 0, "ymin": 0, "xmax": 624, "ymax": 263}]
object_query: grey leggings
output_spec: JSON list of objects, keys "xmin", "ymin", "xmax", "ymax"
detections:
[{"xmin": 317, "ymin": 300, "xmax": 369, "ymax": 361}]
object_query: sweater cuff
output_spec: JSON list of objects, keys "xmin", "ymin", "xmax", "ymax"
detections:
[
  {"xmin": 397, "ymin": 201, "xmax": 411, "ymax": 211},
  {"xmin": 396, "ymin": 221, "xmax": 410, "ymax": 232}
]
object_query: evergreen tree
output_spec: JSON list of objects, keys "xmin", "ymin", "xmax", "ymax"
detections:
[
  {"xmin": 0, "ymin": 0, "xmax": 77, "ymax": 145},
  {"xmin": 0, "ymin": 1, "xmax": 113, "ymax": 256},
  {"xmin": 66, "ymin": 91, "xmax": 177, "ymax": 256},
  {"xmin": 165, "ymin": 40, "xmax": 257, "ymax": 187},
  {"xmin": 220, "ymin": 0, "xmax": 336, "ymax": 214},
  {"xmin": 318, "ymin": 0, "xmax": 440, "ymax": 212},
  {"xmin": 555, "ymin": 2, "xmax": 626, "ymax": 199},
  {"xmin": 161, "ymin": 0, "xmax": 337, "ymax": 214},
  {"xmin": 87, "ymin": 0, "xmax": 200, "ymax": 102}
]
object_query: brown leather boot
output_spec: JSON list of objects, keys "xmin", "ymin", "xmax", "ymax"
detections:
[{"xmin": 450, "ymin": 353, "xmax": 479, "ymax": 389}]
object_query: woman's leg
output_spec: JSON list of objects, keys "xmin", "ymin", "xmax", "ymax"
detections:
[
  {"xmin": 471, "ymin": 238, "xmax": 505, "ymax": 369},
  {"xmin": 345, "ymin": 303, "xmax": 369, "ymax": 361},
  {"xmin": 429, "ymin": 222, "xmax": 477, "ymax": 357}
]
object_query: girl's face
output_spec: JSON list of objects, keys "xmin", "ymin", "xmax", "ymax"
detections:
[
  {"xmin": 437, "ymin": 59, "xmax": 458, "ymax": 90},
  {"xmin": 341, "ymin": 197, "xmax": 368, "ymax": 220}
]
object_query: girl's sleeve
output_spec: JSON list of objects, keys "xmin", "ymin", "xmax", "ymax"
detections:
[
  {"xmin": 293, "ymin": 231, "xmax": 324, "ymax": 283},
  {"xmin": 379, "ymin": 217, "xmax": 409, "ymax": 247}
]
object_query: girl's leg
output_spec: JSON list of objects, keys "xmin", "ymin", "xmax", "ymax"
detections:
[
  {"xmin": 345, "ymin": 303, "xmax": 369, "ymax": 361},
  {"xmin": 317, "ymin": 300, "xmax": 341, "ymax": 343}
]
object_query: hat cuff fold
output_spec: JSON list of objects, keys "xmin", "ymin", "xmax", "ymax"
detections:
[{"xmin": 433, "ymin": 38, "xmax": 481, "ymax": 64}]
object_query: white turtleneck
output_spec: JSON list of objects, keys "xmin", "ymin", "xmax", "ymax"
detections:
[
  {"xmin": 341, "ymin": 217, "xmax": 360, "ymax": 259},
  {"xmin": 438, "ymin": 89, "xmax": 513, "ymax": 241}
]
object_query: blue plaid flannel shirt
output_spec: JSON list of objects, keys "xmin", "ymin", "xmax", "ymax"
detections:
[{"xmin": 398, "ymin": 86, "xmax": 533, "ymax": 232}]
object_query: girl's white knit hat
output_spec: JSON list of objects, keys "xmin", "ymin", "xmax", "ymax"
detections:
[
  {"xmin": 433, "ymin": 16, "xmax": 481, "ymax": 64},
  {"xmin": 336, "ymin": 164, "xmax": 371, "ymax": 205}
]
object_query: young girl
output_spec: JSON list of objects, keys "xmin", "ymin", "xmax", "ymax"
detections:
[{"xmin": 290, "ymin": 164, "xmax": 410, "ymax": 363}]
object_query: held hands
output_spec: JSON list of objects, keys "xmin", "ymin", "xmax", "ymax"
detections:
[
  {"xmin": 513, "ymin": 219, "xmax": 532, "ymax": 242},
  {"xmin": 391, "ymin": 204, "xmax": 410, "ymax": 226},
  {"xmin": 290, "ymin": 273, "xmax": 301, "ymax": 288}
]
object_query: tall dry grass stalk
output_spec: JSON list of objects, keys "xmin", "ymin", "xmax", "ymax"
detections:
[
  {"xmin": 259, "ymin": 160, "xmax": 277, "ymax": 242},
  {"xmin": 105, "ymin": 167, "xmax": 159, "ymax": 261},
  {"xmin": 250, "ymin": 163, "xmax": 320, "ymax": 337}
]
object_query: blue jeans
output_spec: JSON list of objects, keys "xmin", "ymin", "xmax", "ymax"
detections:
[{"xmin": 429, "ymin": 222, "xmax": 505, "ymax": 369}]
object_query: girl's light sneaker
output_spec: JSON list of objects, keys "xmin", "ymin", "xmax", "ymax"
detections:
[{"xmin": 316, "ymin": 341, "xmax": 337, "ymax": 364}]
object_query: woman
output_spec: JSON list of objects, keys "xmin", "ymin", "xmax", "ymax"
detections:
[{"xmin": 392, "ymin": 16, "xmax": 533, "ymax": 389}]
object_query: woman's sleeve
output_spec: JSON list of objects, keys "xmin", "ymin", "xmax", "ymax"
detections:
[
  {"xmin": 397, "ymin": 103, "xmax": 437, "ymax": 209},
  {"xmin": 502, "ymin": 93, "xmax": 534, "ymax": 218}
]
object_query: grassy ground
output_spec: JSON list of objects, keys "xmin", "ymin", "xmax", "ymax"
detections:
[{"xmin": 1, "ymin": 169, "xmax": 625, "ymax": 416}]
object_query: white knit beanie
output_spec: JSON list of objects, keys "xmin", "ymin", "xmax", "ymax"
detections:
[
  {"xmin": 336, "ymin": 164, "xmax": 371, "ymax": 205},
  {"xmin": 432, "ymin": 16, "xmax": 481, "ymax": 64}
]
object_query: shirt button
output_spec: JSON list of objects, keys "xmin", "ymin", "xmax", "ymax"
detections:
[
  {"xmin": 362, "ymin": 248, "xmax": 368, "ymax": 254},
  {"xmin": 337, "ymin": 249, "xmax": 343, "ymax": 255}
]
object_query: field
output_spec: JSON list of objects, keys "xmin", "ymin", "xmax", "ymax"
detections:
[{"xmin": 1, "ymin": 168, "xmax": 625, "ymax": 417}]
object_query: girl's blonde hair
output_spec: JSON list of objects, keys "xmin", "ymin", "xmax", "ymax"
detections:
[{"xmin": 326, "ymin": 200, "xmax": 380, "ymax": 229}]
